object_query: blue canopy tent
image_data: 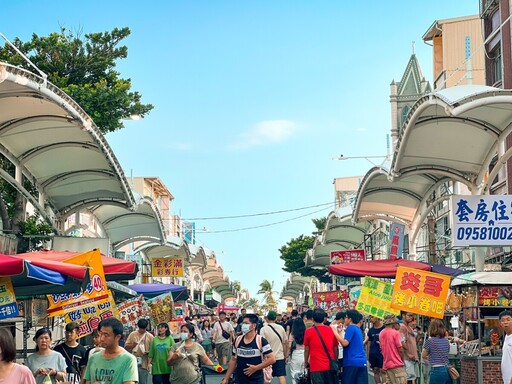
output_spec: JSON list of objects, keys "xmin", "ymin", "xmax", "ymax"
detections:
[{"xmin": 128, "ymin": 283, "xmax": 189, "ymax": 301}]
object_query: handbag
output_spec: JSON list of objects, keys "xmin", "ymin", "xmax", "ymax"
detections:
[
  {"xmin": 431, "ymin": 338, "xmax": 460, "ymax": 380},
  {"xmin": 296, "ymin": 369, "xmax": 311, "ymax": 384},
  {"xmin": 312, "ymin": 326, "xmax": 339, "ymax": 374},
  {"xmin": 219, "ymin": 321, "xmax": 231, "ymax": 340}
]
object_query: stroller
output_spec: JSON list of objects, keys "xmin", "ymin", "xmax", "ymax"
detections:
[{"xmin": 201, "ymin": 364, "xmax": 232, "ymax": 384}]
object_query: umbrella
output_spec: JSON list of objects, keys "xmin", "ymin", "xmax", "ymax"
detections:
[
  {"xmin": 328, "ymin": 258, "xmax": 464, "ymax": 278},
  {"xmin": 0, "ymin": 254, "xmax": 87, "ymax": 296},
  {"xmin": 128, "ymin": 283, "xmax": 189, "ymax": 301},
  {"xmin": 15, "ymin": 250, "xmax": 139, "ymax": 280}
]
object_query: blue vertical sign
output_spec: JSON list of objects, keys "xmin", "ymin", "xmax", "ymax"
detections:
[{"xmin": 388, "ymin": 223, "xmax": 405, "ymax": 260}]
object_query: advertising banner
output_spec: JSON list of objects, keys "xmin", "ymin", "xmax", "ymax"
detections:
[
  {"xmin": 146, "ymin": 292, "xmax": 175, "ymax": 325},
  {"xmin": 0, "ymin": 277, "xmax": 18, "ymax": 320},
  {"xmin": 64, "ymin": 291, "xmax": 118, "ymax": 337},
  {"xmin": 312, "ymin": 290, "xmax": 349, "ymax": 312},
  {"xmin": 451, "ymin": 195, "xmax": 512, "ymax": 246},
  {"xmin": 330, "ymin": 249, "xmax": 365, "ymax": 264},
  {"xmin": 391, "ymin": 267, "xmax": 450, "ymax": 319},
  {"xmin": 47, "ymin": 249, "xmax": 110, "ymax": 317},
  {"xmin": 117, "ymin": 295, "xmax": 146, "ymax": 327},
  {"xmin": 151, "ymin": 257, "xmax": 184, "ymax": 277},
  {"xmin": 478, "ymin": 287, "xmax": 512, "ymax": 307},
  {"xmin": 356, "ymin": 277, "xmax": 399, "ymax": 319},
  {"xmin": 388, "ymin": 223, "xmax": 405, "ymax": 260}
]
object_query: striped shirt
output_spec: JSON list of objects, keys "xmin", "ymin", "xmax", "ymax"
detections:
[{"xmin": 423, "ymin": 337, "xmax": 450, "ymax": 365}]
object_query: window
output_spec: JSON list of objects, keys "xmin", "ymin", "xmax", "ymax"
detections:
[{"xmin": 492, "ymin": 45, "xmax": 502, "ymax": 85}]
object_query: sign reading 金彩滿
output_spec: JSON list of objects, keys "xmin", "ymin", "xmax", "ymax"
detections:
[
  {"xmin": 356, "ymin": 277, "xmax": 399, "ymax": 319},
  {"xmin": 391, "ymin": 267, "xmax": 450, "ymax": 319},
  {"xmin": 151, "ymin": 257, "xmax": 184, "ymax": 277},
  {"xmin": 0, "ymin": 277, "xmax": 18, "ymax": 319},
  {"xmin": 312, "ymin": 290, "xmax": 349, "ymax": 312},
  {"xmin": 330, "ymin": 249, "xmax": 365, "ymax": 264},
  {"xmin": 451, "ymin": 195, "xmax": 512, "ymax": 246}
]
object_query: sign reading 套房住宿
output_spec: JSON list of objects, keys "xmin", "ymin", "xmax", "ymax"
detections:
[{"xmin": 451, "ymin": 195, "xmax": 512, "ymax": 246}]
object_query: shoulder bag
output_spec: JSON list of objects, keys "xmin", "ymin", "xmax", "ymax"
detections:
[
  {"xmin": 430, "ymin": 338, "xmax": 460, "ymax": 380},
  {"xmin": 313, "ymin": 326, "xmax": 339, "ymax": 375},
  {"xmin": 218, "ymin": 321, "xmax": 231, "ymax": 340}
]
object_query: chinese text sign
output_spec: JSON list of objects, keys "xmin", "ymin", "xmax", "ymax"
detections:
[
  {"xmin": 391, "ymin": 267, "xmax": 450, "ymax": 319},
  {"xmin": 312, "ymin": 290, "xmax": 349, "ymax": 312},
  {"xmin": 356, "ymin": 277, "xmax": 399, "ymax": 319},
  {"xmin": 330, "ymin": 249, "xmax": 365, "ymax": 264},
  {"xmin": 0, "ymin": 277, "xmax": 18, "ymax": 320},
  {"xmin": 388, "ymin": 223, "xmax": 405, "ymax": 260},
  {"xmin": 451, "ymin": 195, "xmax": 512, "ymax": 246},
  {"xmin": 151, "ymin": 257, "xmax": 184, "ymax": 277}
]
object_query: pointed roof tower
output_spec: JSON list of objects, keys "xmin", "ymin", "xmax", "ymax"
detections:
[{"xmin": 390, "ymin": 45, "xmax": 431, "ymax": 150}]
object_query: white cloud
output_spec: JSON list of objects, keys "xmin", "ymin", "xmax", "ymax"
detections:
[{"xmin": 230, "ymin": 119, "xmax": 299, "ymax": 150}]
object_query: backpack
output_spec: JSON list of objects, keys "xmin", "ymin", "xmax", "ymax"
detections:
[{"xmin": 235, "ymin": 334, "xmax": 273, "ymax": 384}]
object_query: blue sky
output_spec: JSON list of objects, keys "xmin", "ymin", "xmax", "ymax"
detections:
[{"xmin": 3, "ymin": 1, "xmax": 479, "ymax": 301}]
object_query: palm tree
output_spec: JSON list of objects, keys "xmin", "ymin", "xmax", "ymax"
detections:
[
  {"xmin": 258, "ymin": 279, "xmax": 279, "ymax": 310},
  {"xmin": 245, "ymin": 298, "xmax": 260, "ymax": 313}
]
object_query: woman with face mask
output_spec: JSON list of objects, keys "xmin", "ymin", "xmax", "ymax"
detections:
[{"xmin": 167, "ymin": 323, "xmax": 214, "ymax": 384}]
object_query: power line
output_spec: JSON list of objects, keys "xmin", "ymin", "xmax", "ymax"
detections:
[
  {"xmin": 197, "ymin": 206, "xmax": 331, "ymax": 234},
  {"xmin": 183, "ymin": 201, "xmax": 334, "ymax": 221}
]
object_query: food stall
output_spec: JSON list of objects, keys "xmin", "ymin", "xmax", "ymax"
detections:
[{"xmin": 450, "ymin": 272, "xmax": 510, "ymax": 384}]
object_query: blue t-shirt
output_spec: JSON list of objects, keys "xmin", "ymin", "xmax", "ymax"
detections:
[
  {"xmin": 367, "ymin": 325, "xmax": 384, "ymax": 356},
  {"xmin": 343, "ymin": 324, "xmax": 367, "ymax": 367}
]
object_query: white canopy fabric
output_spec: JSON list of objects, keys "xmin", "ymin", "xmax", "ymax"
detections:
[
  {"xmin": 451, "ymin": 272, "xmax": 512, "ymax": 286},
  {"xmin": 281, "ymin": 273, "xmax": 312, "ymax": 300},
  {"xmin": 0, "ymin": 63, "xmax": 134, "ymax": 226}
]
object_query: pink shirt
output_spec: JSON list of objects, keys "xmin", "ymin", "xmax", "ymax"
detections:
[
  {"xmin": 379, "ymin": 327, "xmax": 404, "ymax": 370},
  {"xmin": 0, "ymin": 363, "xmax": 35, "ymax": 384}
]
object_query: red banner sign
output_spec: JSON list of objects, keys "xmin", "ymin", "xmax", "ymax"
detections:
[
  {"xmin": 312, "ymin": 290, "xmax": 349, "ymax": 312},
  {"xmin": 330, "ymin": 249, "xmax": 365, "ymax": 264}
]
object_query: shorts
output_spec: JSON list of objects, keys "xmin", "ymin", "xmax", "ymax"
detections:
[
  {"xmin": 385, "ymin": 366, "xmax": 407, "ymax": 384},
  {"xmin": 272, "ymin": 359, "xmax": 286, "ymax": 377},
  {"xmin": 369, "ymin": 353, "xmax": 383, "ymax": 369},
  {"xmin": 404, "ymin": 360, "xmax": 419, "ymax": 380},
  {"xmin": 216, "ymin": 342, "xmax": 232, "ymax": 360}
]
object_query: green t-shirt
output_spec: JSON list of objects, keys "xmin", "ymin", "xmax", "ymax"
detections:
[
  {"xmin": 170, "ymin": 341, "xmax": 206, "ymax": 384},
  {"xmin": 84, "ymin": 349, "xmax": 138, "ymax": 384},
  {"xmin": 149, "ymin": 335, "xmax": 175, "ymax": 374}
]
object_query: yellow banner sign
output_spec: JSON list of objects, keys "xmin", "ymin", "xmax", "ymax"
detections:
[
  {"xmin": 151, "ymin": 257, "xmax": 183, "ymax": 277},
  {"xmin": 391, "ymin": 266, "xmax": 450, "ymax": 319},
  {"xmin": 0, "ymin": 277, "xmax": 18, "ymax": 319},
  {"xmin": 47, "ymin": 249, "xmax": 110, "ymax": 317},
  {"xmin": 356, "ymin": 276, "xmax": 400, "ymax": 319},
  {"xmin": 64, "ymin": 291, "xmax": 118, "ymax": 337}
]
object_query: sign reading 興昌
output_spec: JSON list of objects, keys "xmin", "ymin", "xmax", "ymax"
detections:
[
  {"xmin": 0, "ymin": 277, "xmax": 18, "ymax": 319},
  {"xmin": 312, "ymin": 290, "xmax": 349, "ymax": 312},
  {"xmin": 330, "ymin": 249, "xmax": 365, "ymax": 264},
  {"xmin": 151, "ymin": 257, "xmax": 184, "ymax": 277},
  {"xmin": 391, "ymin": 267, "xmax": 450, "ymax": 319},
  {"xmin": 356, "ymin": 277, "xmax": 399, "ymax": 319},
  {"xmin": 451, "ymin": 195, "xmax": 512, "ymax": 246}
]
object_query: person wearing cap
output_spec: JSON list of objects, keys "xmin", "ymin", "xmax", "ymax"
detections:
[
  {"xmin": 54, "ymin": 322, "xmax": 87, "ymax": 384},
  {"xmin": 148, "ymin": 322, "xmax": 175, "ymax": 384},
  {"xmin": 260, "ymin": 310, "xmax": 288, "ymax": 384},
  {"xmin": 379, "ymin": 314, "xmax": 406, "ymax": 384}
]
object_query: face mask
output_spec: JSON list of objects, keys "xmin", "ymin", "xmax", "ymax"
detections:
[
  {"xmin": 241, "ymin": 324, "xmax": 251, "ymax": 334},
  {"xmin": 180, "ymin": 332, "xmax": 188, "ymax": 341}
]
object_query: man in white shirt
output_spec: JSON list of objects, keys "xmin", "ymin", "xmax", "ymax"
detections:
[
  {"xmin": 260, "ymin": 311, "xmax": 288, "ymax": 384},
  {"xmin": 213, "ymin": 311, "xmax": 235, "ymax": 365},
  {"xmin": 500, "ymin": 310, "xmax": 512, "ymax": 384}
]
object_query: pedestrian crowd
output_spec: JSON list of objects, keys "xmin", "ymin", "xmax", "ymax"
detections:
[{"xmin": 13, "ymin": 307, "xmax": 512, "ymax": 384}]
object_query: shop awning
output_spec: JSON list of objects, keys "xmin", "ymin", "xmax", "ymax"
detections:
[
  {"xmin": 328, "ymin": 259, "xmax": 464, "ymax": 278},
  {"xmin": 128, "ymin": 283, "xmax": 189, "ymax": 301},
  {"xmin": 15, "ymin": 250, "xmax": 138, "ymax": 280},
  {"xmin": 451, "ymin": 272, "xmax": 511, "ymax": 286}
]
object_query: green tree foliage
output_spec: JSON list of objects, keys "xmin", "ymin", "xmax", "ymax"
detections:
[
  {"xmin": 0, "ymin": 27, "xmax": 153, "ymax": 133},
  {"xmin": 278, "ymin": 217, "xmax": 331, "ymax": 282},
  {"xmin": 17, "ymin": 214, "xmax": 53, "ymax": 252}
]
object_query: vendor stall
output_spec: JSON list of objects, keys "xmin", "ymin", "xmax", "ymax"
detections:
[{"xmin": 450, "ymin": 272, "xmax": 510, "ymax": 384}]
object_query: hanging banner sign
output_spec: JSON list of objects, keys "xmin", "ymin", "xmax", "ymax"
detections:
[
  {"xmin": 0, "ymin": 277, "xmax": 18, "ymax": 320},
  {"xmin": 356, "ymin": 277, "xmax": 399, "ymax": 319},
  {"xmin": 330, "ymin": 250, "xmax": 365, "ymax": 264},
  {"xmin": 64, "ymin": 291, "xmax": 118, "ymax": 337},
  {"xmin": 118, "ymin": 295, "xmax": 146, "ymax": 327},
  {"xmin": 146, "ymin": 292, "xmax": 175, "ymax": 325},
  {"xmin": 312, "ymin": 290, "xmax": 349, "ymax": 312},
  {"xmin": 47, "ymin": 249, "xmax": 110, "ymax": 317},
  {"xmin": 391, "ymin": 267, "xmax": 450, "ymax": 319},
  {"xmin": 388, "ymin": 223, "xmax": 405, "ymax": 260},
  {"xmin": 451, "ymin": 195, "xmax": 512, "ymax": 246},
  {"xmin": 151, "ymin": 257, "xmax": 184, "ymax": 277}
]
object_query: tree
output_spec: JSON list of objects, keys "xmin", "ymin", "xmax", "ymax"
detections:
[
  {"xmin": 0, "ymin": 27, "xmax": 153, "ymax": 134},
  {"xmin": 278, "ymin": 217, "xmax": 331, "ymax": 283},
  {"xmin": 0, "ymin": 27, "xmax": 153, "ymax": 250},
  {"xmin": 257, "ymin": 279, "xmax": 279, "ymax": 309}
]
